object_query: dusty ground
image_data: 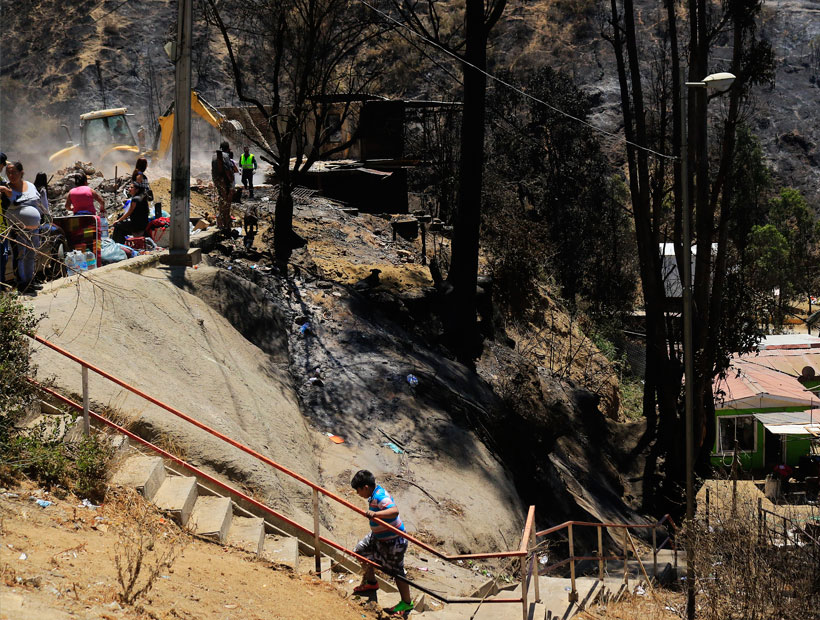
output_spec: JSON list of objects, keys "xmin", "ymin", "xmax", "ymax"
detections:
[{"xmin": 0, "ymin": 478, "xmax": 379, "ymax": 620}]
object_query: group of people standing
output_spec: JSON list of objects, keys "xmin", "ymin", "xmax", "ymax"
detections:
[{"xmin": 1, "ymin": 152, "xmax": 51, "ymax": 294}]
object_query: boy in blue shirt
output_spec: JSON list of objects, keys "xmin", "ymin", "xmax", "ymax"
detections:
[{"xmin": 351, "ymin": 470, "xmax": 413, "ymax": 616}]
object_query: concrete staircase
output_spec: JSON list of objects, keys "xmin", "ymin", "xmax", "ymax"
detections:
[
  {"xmin": 109, "ymin": 451, "xmax": 367, "ymax": 586},
  {"xmin": 110, "ymin": 450, "xmax": 676, "ymax": 620}
]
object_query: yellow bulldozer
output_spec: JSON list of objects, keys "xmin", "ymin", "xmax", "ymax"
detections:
[
  {"xmin": 49, "ymin": 107, "xmax": 140, "ymax": 175},
  {"xmin": 49, "ymin": 92, "xmax": 243, "ymax": 175}
]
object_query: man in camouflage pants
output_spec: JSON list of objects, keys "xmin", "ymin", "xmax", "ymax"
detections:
[{"xmin": 211, "ymin": 141, "xmax": 236, "ymax": 234}]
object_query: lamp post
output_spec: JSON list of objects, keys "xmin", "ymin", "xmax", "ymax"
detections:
[{"xmin": 681, "ymin": 69, "xmax": 734, "ymax": 620}]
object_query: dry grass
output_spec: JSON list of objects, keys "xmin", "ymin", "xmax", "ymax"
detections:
[{"xmin": 110, "ymin": 487, "xmax": 185, "ymax": 605}]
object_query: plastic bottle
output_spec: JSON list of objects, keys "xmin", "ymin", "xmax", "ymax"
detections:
[
  {"xmin": 65, "ymin": 251, "xmax": 78, "ymax": 275},
  {"xmin": 84, "ymin": 249, "xmax": 97, "ymax": 270},
  {"xmin": 77, "ymin": 250, "xmax": 88, "ymax": 272},
  {"xmin": 99, "ymin": 214, "xmax": 109, "ymax": 239}
]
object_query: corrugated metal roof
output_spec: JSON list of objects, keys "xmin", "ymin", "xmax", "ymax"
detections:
[
  {"xmin": 753, "ymin": 412, "xmax": 819, "ymax": 425},
  {"xmin": 761, "ymin": 423, "xmax": 820, "ymax": 436}
]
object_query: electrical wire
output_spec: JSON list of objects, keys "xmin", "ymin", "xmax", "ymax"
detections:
[{"xmin": 357, "ymin": 0, "xmax": 677, "ymax": 161}]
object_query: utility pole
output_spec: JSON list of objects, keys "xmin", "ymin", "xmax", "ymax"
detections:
[{"xmin": 161, "ymin": 0, "xmax": 201, "ymax": 267}]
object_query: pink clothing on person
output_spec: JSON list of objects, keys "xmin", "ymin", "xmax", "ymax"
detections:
[{"xmin": 68, "ymin": 185, "xmax": 95, "ymax": 213}]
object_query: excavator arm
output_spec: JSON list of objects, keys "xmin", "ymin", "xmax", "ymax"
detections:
[{"xmin": 152, "ymin": 91, "xmax": 242, "ymax": 159}]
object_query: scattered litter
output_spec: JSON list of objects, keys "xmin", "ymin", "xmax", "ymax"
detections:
[
  {"xmin": 418, "ymin": 567, "xmax": 429, "ymax": 572},
  {"xmin": 635, "ymin": 585, "xmax": 646, "ymax": 596},
  {"xmin": 299, "ymin": 323, "xmax": 311, "ymax": 336},
  {"xmin": 34, "ymin": 499, "xmax": 52, "ymax": 508},
  {"xmin": 224, "ymin": 603, "xmax": 237, "ymax": 609},
  {"xmin": 161, "ymin": 575, "xmax": 171, "ymax": 580},
  {"xmin": 250, "ymin": 264, "xmax": 257, "ymax": 270},
  {"xmin": 457, "ymin": 560, "xmax": 463, "ymax": 565},
  {"xmin": 19, "ymin": 553, "xmax": 27, "ymax": 560},
  {"xmin": 6, "ymin": 544, "xmax": 12, "ymax": 549},
  {"xmin": 261, "ymin": 197, "xmax": 270, "ymax": 202},
  {"xmin": 539, "ymin": 555, "xmax": 549, "ymax": 565},
  {"xmin": 2, "ymin": 492, "xmax": 19, "ymax": 498},
  {"xmin": 309, "ymin": 377, "xmax": 324, "ymax": 387},
  {"xmin": 406, "ymin": 374, "xmax": 419, "ymax": 387},
  {"xmin": 227, "ymin": 266, "xmax": 233, "ymax": 270},
  {"xmin": 384, "ymin": 442, "xmax": 404, "ymax": 454},
  {"xmin": 565, "ymin": 586, "xmax": 572, "ymax": 592},
  {"xmin": 326, "ymin": 433, "xmax": 345, "ymax": 444},
  {"xmin": 332, "ymin": 291, "xmax": 342, "ymax": 297},
  {"xmin": 79, "ymin": 499, "xmax": 99, "ymax": 509}
]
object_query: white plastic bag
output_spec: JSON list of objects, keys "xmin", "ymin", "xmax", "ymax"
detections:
[{"xmin": 100, "ymin": 237, "xmax": 127, "ymax": 263}]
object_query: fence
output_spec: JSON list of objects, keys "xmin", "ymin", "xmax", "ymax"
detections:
[{"xmin": 533, "ymin": 516, "xmax": 679, "ymax": 603}]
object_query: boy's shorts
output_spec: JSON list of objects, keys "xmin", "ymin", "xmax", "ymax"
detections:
[{"xmin": 354, "ymin": 532, "xmax": 408, "ymax": 577}]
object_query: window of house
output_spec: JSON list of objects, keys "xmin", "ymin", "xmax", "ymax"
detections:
[{"xmin": 718, "ymin": 416, "xmax": 756, "ymax": 452}]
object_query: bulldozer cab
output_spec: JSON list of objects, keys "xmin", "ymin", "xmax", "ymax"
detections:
[{"xmin": 80, "ymin": 109, "xmax": 136, "ymax": 148}]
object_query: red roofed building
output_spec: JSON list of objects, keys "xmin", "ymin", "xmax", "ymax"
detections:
[{"xmin": 712, "ymin": 335, "xmax": 820, "ymax": 471}]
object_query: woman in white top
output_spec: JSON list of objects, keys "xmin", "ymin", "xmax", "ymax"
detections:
[{"xmin": 0, "ymin": 162, "xmax": 44, "ymax": 294}]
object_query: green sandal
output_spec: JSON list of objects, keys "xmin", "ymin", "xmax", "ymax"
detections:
[{"xmin": 387, "ymin": 601, "xmax": 414, "ymax": 616}]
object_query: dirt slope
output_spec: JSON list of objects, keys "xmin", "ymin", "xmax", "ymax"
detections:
[{"xmin": 0, "ymin": 479, "xmax": 380, "ymax": 620}]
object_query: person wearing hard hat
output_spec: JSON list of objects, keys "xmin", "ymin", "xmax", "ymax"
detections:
[{"xmin": 239, "ymin": 145, "xmax": 257, "ymax": 199}]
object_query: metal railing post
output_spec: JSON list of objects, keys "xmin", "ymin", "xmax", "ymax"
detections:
[
  {"xmin": 598, "ymin": 525, "xmax": 604, "ymax": 581},
  {"xmin": 313, "ymin": 487, "xmax": 321, "ymax": 573},
  {"xmin": 81, "ymin": 366, "xmax": 90, "ymax": 435},
  {"xmin": 568, "ymin": 523, "xmax": 578, "ymax": 602},
  {"xmin": 530, "ymin": 521, "xmax": 540, "ymax": 603},
  {"xmin": 622, "ymin": 528, "xmax": 629, "ymax": 586},
  {"xmin": 520, "ymin": 551, "xmax": 528, "ymax": 620},
  {"xmin": 652, "ymin": 527, "xmax": 658, "ymax": 579}
]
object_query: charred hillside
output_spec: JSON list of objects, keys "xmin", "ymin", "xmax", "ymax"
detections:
[{"xmin": 1, "ymin": 0, "xmax": 817, "ymax": 206}]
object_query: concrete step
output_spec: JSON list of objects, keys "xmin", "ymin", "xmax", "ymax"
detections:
[
  {"xmin": 261, "ymin": 534, "xmax": 299, "ymax": 570},
  {"xmin": 110, "ymin": 455, "xmax": 166, "ymax": 501},
  {"xmin": 320, "ymin": 556, "xmax": 332, "ymax": 582},
  {"xmin": 226, "ymin": 516, "xmax": 265, "ymax": 555},
  {"xmin": 188, "ymin": 496, "xmax": 232, "ymax": 543},
  {"xmin": 152, "ymin": 476, "xmax": 198, "ymax": 526}
]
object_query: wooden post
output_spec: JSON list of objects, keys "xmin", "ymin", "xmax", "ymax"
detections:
[
  {"xmin": 732, "ymin": 441, "xmax": 739, "ymax": 517},
  {"xmin": 568, "ymin": 524, "xmax": 577, "ymax": 602},
  {"xmin": 705, "ymin": 487, "xmax": 710, "ymax": 529},
  {"xmin": 313, "ymin": 488, "xmax": 321, "ymax": 573},
  {"xmin": 652, "ymin": 527, "xmax": 658, "ymax": 579},
  {"xmin": 597, "ymin": 525, "xmax": 604, "ymax": 581},
  {"xmin": 81, "ymin": 366, "xmax": 90, "ymax": 435},
  {"xmin": 622, "ymin": 528, "xmax": 629, "ymax": 586},
  {"xmin": 530, "ymin": 520, "xmax": 540, "ymax": 603}
]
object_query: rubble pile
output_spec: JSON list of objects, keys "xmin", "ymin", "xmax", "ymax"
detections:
[{"xmin": 46, "ymin": 161, "xmax": 130, "ymax": 218}]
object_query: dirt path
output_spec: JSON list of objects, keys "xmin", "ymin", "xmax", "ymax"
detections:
[{"xmin": 0, "ymin": 479, "xmax": 379, "ymax": 620}]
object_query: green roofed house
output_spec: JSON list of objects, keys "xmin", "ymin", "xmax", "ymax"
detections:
[{"xmin": 712, "ymin": 335, "xmax": 820, "ymax": 474}]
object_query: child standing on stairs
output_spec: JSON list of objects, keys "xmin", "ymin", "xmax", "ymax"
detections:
[{"xmin": 351, "ymin": 470, "xmax": 414, "ymax": 617}]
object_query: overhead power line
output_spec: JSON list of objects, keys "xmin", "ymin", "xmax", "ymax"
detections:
[{"xmin": 357, "ymin": 0, "xmax": 677, "ymax": 161}]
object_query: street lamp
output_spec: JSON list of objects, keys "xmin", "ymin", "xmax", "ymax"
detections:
[{"xmin": 681, "ymin": 70, "xmax": 735, "ymax": 620}]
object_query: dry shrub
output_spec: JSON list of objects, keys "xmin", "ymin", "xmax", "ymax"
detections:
[
  {"xmin": 111, "ymin": 487, "xmax": 184, "ymax": 605},
  {"xmin": 683, "ymin": 492, "xmax": 820, "ymax": 620}
]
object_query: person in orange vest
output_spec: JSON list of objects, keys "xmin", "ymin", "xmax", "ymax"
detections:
[{"xmin": 239, "ymin": 145, "xmax": 257, "ymax": 199}]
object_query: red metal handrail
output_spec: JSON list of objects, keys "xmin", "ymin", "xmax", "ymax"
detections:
[
  {"xmin": 31, "ymin": 334, "xmax": 527, "ymax": 563},
  {"xmin": 33, "ymin": 380, "xmax": 524, "ymax": 605}
]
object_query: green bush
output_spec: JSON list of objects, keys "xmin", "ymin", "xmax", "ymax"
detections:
[
  {"xmin": 0, "ymin": 294, "xmax": 38, "ymax": 447},
  {"xmin": 73, "ymin": 434, "xmax": 111, "ymax": 502}
]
